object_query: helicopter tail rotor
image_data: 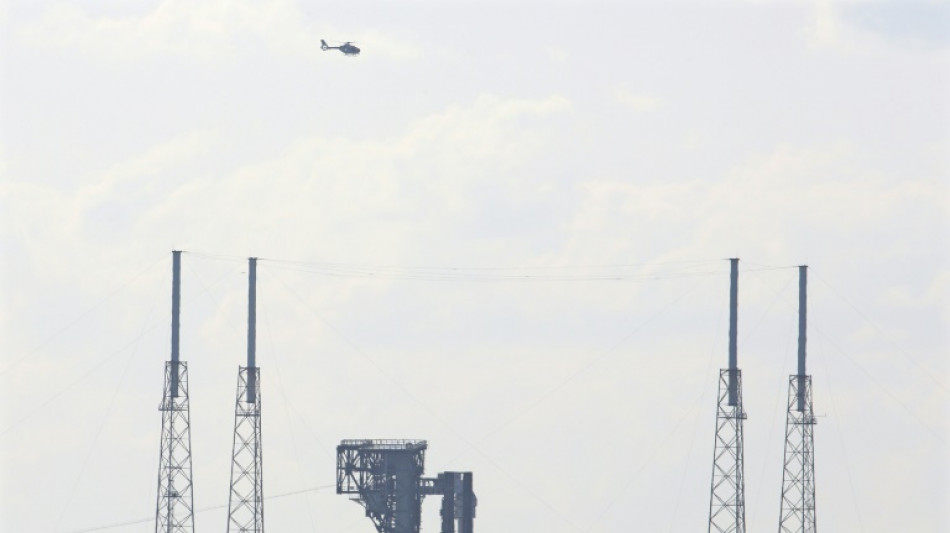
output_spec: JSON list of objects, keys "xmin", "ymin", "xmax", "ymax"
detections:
[{"xmin": 320, "ymin": 39, "xmax": 329, "ymax": 51}]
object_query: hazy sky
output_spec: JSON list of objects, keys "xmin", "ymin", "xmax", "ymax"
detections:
[{"xmin": 1, "ymin": 1, "xmax": 947, "ymax": 532}]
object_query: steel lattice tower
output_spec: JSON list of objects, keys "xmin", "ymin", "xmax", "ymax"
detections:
[
  {"xmin": 155, "ymin": 251, "xmax": 195, "ymax": 533},
  {"xmin": 708, "ymin": 258, "xmax": 746, "ymax": 533},
  {"xmin": 778, "ymin": 266, "xmax": 817, "ymax": 533},
  {"xmin": 227, "ymin": 258, "xmax": 264, "ymax": 533}
]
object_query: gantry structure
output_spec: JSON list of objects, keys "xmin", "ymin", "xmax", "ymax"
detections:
[{"xmin": 336, "ymin": 439, "xmax": 476, "ymax": 533}]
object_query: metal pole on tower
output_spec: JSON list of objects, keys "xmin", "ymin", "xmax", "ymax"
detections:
[
  {"xmin": 797, "ymin": 266, "xmax": 807, "ymax": 412},
  {"xmin": 728, "ymin": 258, "xmax": 739, "ymax": 406},
  {"xmin": 779, "ymin": 265, "xmax": 817, "ymax": 533},
  {"xmin": 227, "ymin": 257, "xmax": 264, "ymax": 533},
  {"xmin": 154, "ymin": 250, "xmax": 195, "ymax": 533},
  {"xmin": 708, "ymin": 258, "xmax": 746, "ymax": 533},
  {"xmin": 171, "ymin": 251, "xmax": 181, "ymax": 398},
  {"xmin": 247, "ymin": 257, "xmax": 257, "ymax": 403}
]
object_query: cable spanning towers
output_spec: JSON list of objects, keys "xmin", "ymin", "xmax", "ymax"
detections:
[
  {"xmin": 155, "ymin": 251, "xmax": 196, "ymax": 533},
  {"xmin": 147, "ymin": 250, "xmax": 824, "ymax": 532},
  {"xmin": 708, "ymin": 258, "xmax": 746, "ymax": 533},
  {"xmin": 704, "ymin": 260, "xmax": 819, "ymax": 533},
  {"xmin": 778, "ymin": 266, "xmax": 817, "ymax": 533},
  {"xmin": 227, "ymin": 258, "xmax": 265, "ymax": 533}
]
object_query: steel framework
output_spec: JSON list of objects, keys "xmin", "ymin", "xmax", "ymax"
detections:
[
  {"xmin": 337, "ymin": 440, "xmax": 475, "ymax": 533},
  {"xmin": 708, "ymin": 368, "xmax": 747, "ymax": 533},
  {"xmin": 779, "ymin": 265, "xmax": 817, "ymax": 533},
  {"xmin": 155, "ymin": 361, "xmax": 195, "ymax": 533},
  {"xmin": 708, "ymin": 258, "xmax": 746, "ymax": 533},
  {"xmin": 227, "ymin": 367, "xmax": 264, "ymax": 533},
  {"xmin": 154, "ymin": 250, "xmax": 194, "ymax": 533},
  {"xmin": 778, "ymin": 375, "xmax": 816, "ymax": 533},
  {"xmin": 338, "ymin": 440, "xmax": 426, "ymax": 533}
]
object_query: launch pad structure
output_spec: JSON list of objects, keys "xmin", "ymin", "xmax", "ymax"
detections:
[
  {"xmin": 144, "ymin": 251, "xmax": 825, "ymax": 533},
  {"xmin": 337, "ymin": 439, "xmax": 476, "ymax": 533}
]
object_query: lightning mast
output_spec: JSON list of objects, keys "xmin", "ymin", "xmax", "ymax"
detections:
[
  {"xmin": 778, "ymin": 266, "xmax": 817, "ymax": 533},
  {"xmin": 227, "ymin": 257, "xmax": 265, "ymax": 533},
  {"xmin": 708, "ymin": 258, "xmax": 746, "ymax": 533},
  {"xmin": 155, "ymin": 250, "xmax": 195, "ymax": 533}
]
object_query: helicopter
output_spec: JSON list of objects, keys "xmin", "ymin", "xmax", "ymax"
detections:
[{"xmin": 321, "ymin": 39, "xmax": 360, "ymax": 56}]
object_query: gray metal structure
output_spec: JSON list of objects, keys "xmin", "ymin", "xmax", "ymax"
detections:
[
  {"xmin": 778, "ymin": 266, "xmax": 817, "ymax": 533},
  {"xmin": 155, "ymin": 250, "xmax": 195, "ymax": 533},
  {"xmin": 336, "ymin": 440, "xmax": 476, "ymax": 533},
  {"xmin": 708, "ymin": 258, "xmax": 746, "ymax": 533},
  {"xmin": 432, "ymin": 472, "xmax": 475, "ymax": 533},
  {"xmin": 227, "ymin": 258, "xmax": 264, "ymax": 533}
]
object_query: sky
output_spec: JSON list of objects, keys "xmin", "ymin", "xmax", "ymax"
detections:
[{"xmin": 0, "ymin": 0, "xmax": 948, "ymax": 532}]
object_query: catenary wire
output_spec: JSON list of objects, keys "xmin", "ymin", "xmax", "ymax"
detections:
[
  {"xmin": 667, "ymin": 293, "xmax": 726, "ymax": 532},
  {"xmin": 747, "ymin": 298, "xmax": 797, "ymax": 530},
  {"xmin": 53, "ymin": 268, "xmax": 166, "ymax": 533},
  {"xmin": 61, "ymin": 484, "xmax": 336, "ymax": 533},
  {"xmin": 260, "ymin": 294, "xmax": 319, "ymax": 533},
  {"xmin": 755, "ymin": 268, "xmax": 949, "ymax": 449},
  {"xmin": 188, "ymin": 250, "xmax": 747, "ymax": 282},
  {"xmin": 265, "ymin": 266, "xmax": 588, "ymax": 533},
  {"xmin": 583, "ymin": 369, "xmax": 715, "ymax": 532},
  {"xmin": 0, "ymin": 253, "xmax": 167, "ymax": 377},
  {"xmin": 463, "ymin": 272, "xmax": 715, "ymax": 448},
  {"xmin": 812, "ymin": 269, "xmax": 947, "ymax": 393},
  {"xmin": 813, "ymin": 312, "xmax": 867, "ymax": 533},
  {"xmin": 1, "ymin": 265, "xmax": 235, "ymax": 437}
]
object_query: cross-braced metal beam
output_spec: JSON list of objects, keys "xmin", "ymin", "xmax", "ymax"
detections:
[
  {"xmin": 779, "ymin": 375, "xmax": 817, "ymax": 532},
  {"xmin": 227, "ymin": 366, "xmax": 264, "ymax": 533},
  {"xmin": 779, "ymin": 264, "xmax": 817, "ymax": 533},
  {"xmin": 337, "ymin": 440, "xmax": 426, "ymax": 533},
  {"xmin": 155, "ymin": 361, "xmax": 195, "ymax": 533},
  {"xmin": 155, "ymin": 251, "xmax": 195, "ymax": 533},
  {"xmin": 709, "ymin": 368, "xmax": 747, "ymax": 533},
  {"xmin": 708, "ymin": 258, "xmax": 746, "ymax": 533}
]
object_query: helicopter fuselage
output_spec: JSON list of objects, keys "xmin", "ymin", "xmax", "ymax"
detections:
[{"xmin": 321, "ymin": 40, "xmax": 360, "ymax": 55}]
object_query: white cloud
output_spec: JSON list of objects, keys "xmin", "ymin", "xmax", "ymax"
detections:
[
  {"xmin": 808, "ymin": 0, "xmax": 838, "ymax": 47},
  {"xmin": 613, "ymin": 88, "xmax": 667, "ymax": 113},
  {"xmin": 881, "ymin": 269, "xmax": 950, "ymax": 309},
  {"xmin": 2, "ymin": 93, "xmax": 574, "ymax": 294},
  {"xmin": 564, "ymin": 141, "xmax": 946, "ymax": 273},
  {"xmin": 543, "ymin": 45, "xmax": 571, "ymax": 64},
  {"xmin": 805, "ymin": 0, "xmax": 860, "ymax": 52},
  {"xmin": 802, "ymin": 0, "xmax": 950, "ymax": 53}
]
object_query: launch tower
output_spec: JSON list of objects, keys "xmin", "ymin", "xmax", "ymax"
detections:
[{"xmin": 336, "ymin": 439, "xmax": 476, "ymax": 533}]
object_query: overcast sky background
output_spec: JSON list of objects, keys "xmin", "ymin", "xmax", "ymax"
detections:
[{"xmin": 1, "ymin": 0, "xmax": 948, "ymax": 532}]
